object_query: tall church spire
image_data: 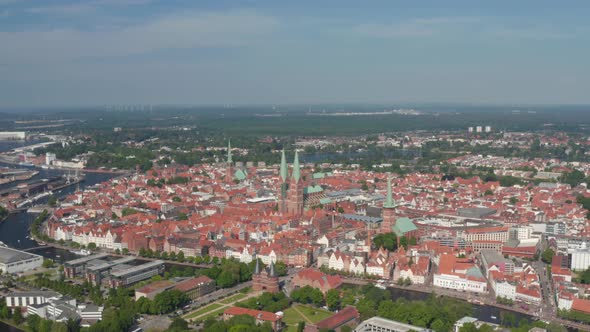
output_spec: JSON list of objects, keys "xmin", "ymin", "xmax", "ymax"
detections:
[
  {"xmin": 381, "ymin": 175, "xmax": 396, "ymax": 233},
  {"xmin": 292, "ymin": 150, "xmax": 301, "ymax": 182},
  {"xmin": 226, "ymin": 140, "xmax": 233, "ymax": 184},
  {"xmin": 384, "ymin": 176, "xmax": 395, "ymax": 208},
  {"xmin": 280, "ymin": 149, "xmax": 288, "ymax": 182}
]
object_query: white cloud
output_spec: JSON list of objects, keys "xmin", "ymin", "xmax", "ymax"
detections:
[
  {"xmin": 26, "ymin": 3, "xmax": 96, "ymax": 14},
  {"xmin": 489, "ymin": 26, "xmax": 575, "ymax": 40},
  {"xmin": 352, "ymin": 16, "xmax": 585, "ymax": 42},
  {"xmin": 352, "ymin": 17, "xmax": 479, "ymax": 38},
  {"xmin": 0, "ymin": 10, "xmax": 278, "ymax": 64},
  {"xmin": 25, "ymin": 0, "xmax": 153, "ymax": 14}
]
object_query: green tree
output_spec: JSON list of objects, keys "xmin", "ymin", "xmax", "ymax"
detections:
[
  {"xmin": 27, "ymin": 314, "xmax": 41, "ymax": 332},
  {"xmin": 431, "ymin": 318, "xmax": 446, "ymax": 332},
  {"xmin": 580, "ymin": 267, "xmax": 590, "ymax": 284},
  {"xmin": 47, "ymin": 196, "xmax": 58, "ymax": 207},
  {"xmin": 541, "ymin": 248, "xmax": 555, "ymax": 264},
  {"xmin": 372, "ymin": 233, "xmax": 397, "ymax": 251},
  {"xmin": 326, "ymin": 289, "xmax": 341, "ymax": 311},
  {"xmin": 297, "ymin": 321, "xmax": 306, "ymax": 332},
  {"xmin": 42, "ymin": 259, "xmax": 54, "ymax": 268},
  {"xmin": 561, "ymin": 170, "xmax": 586, "ymax": 187},
  {"xmin": 274, "ymin": 261, "xmax": 288, "ymax": 277},
  {"xmin": 51, "ymin": 322, "xmax": 68, "ymax": 332},
  {"xmin": 399, "ymin": 236, "xmax": 409, "ymax": 250},
  {"xmin": 13, "ymin": 308, "xmax": 24, "ymax": 325},
  {"xmin": 168, "ymin": 317, "xmax": 189, "ymax": 332}
]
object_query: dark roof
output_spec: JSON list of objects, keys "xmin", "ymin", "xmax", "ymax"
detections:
[{"xmin": 315, "ymin": 306, "xmax": 359, "ymax": 329}]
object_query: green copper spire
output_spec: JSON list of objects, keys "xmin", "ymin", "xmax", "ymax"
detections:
[
  {"xmin": 292, "ymin": 150, "xmax": 301, "ymax": 182},
  {"xmin": 280, "ymin": 149, "xmax": 288, "ymax": 182},
  {"xmin": 384, "ymin": 176, "xmax": 395, "ymax": 208},
  {"xmin": 227, "ymin": 140, "xmax": 232, "ymax": 163}
]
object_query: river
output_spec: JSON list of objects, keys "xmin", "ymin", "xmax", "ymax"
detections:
[{"xmin": 387, "ymin": 287, "xmax": 533, "ymax": 326}]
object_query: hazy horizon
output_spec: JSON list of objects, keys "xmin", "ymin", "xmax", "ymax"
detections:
[{"xmin": 1, "ymin": 0, "xmax": 590, "ymax": 108}]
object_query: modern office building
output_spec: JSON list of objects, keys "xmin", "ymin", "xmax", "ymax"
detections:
[
  {"xmin": 108, "ymin": 260, "xmax": 165, "ymax": 287},
  {"xmin": 63, "ymin": 253, "xmax": 110, "ymax": 278}
]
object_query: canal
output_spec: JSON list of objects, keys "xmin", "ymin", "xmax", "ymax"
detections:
[
  {"xmin": 387, "ymin": 287, "xmax": 534, "ymax": 326},
  {"xmin": 0, "ymin": 163, "xmax": 117, "ymax": 260}
]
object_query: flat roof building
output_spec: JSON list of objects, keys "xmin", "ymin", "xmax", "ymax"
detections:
[
  {"xmin": 0, "ymin": 246, "xmax": 43, "ymax": 274},
  {"xmin": 354, "ymin": 317, "xmax": 429, "ymax": 332},
  {"xmin": 64, "ymin": 253, "xmax": 109, "ymax": 278},
  {"xmin": 108, "ymin": 260, "xmax": 165, "ymax": 288}
]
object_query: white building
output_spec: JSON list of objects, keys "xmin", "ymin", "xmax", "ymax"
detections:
[
  {"xmin": 0, "ymin": 131, "xmax": 26, "ymax": 140},
  {"xmin": 476, "ymin": 126, "xmax": 483, "ymax": 133},
  {"xmin": 46, "ymin": 152, "xmax": 56, "ymax": 166},
  {"xmin": 485, "ymin": 126, "xmax": 492, "ymax": 133},
  {"xmin": 433, "ymin": 271, "xmax": 488, "ymax": 293},
  {"xmin": 569, "ymin": 249, "xmax": 590, "ymax": 271},
  {"xmin": 354, "ymin": 317, "xmax": 428, "ymax": 332},
  {"xmin": 511, "ymin": 225, "xmax": 533, "ymax": 240},
  {"xmin": 0, "ymin": 246, "xmax": 43, "ymax": 274},
  {"xmin": 493, "ymin": 280, "xmax": 516, "ymax": 301},
  {"xmin": 5, "ymin": 291, "xmax": 60, "ymax": 307}
]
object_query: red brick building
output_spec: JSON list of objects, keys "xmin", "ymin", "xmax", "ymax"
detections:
[
  {"xmin": 252, "ymin": 260, "xmax": 280, "ymax": 293},
  {"xmin": 291, "ymin": 268, "xmax": 342, "ymax": 294}
]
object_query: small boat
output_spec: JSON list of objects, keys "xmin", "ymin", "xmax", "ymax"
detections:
[{"xmin": 491, "ymin": 315, "xmax": 497, "ymax": 320}]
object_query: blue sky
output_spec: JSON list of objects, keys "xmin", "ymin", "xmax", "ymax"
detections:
[{"xmin": 1, "ymin": 0, "xmax": 589, "ymax": 108}]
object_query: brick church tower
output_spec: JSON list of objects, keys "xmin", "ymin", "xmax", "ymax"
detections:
[
  {"xmin": 278, "ymin": 149, "xmax": 288, "ymax": 214},
  {"xmin": 252, "ymin": 259, "xmax": 279, "ymax": 293},
  {"xmin": 381, "ymin": 177, "xmax": 397, "ymax": 233},
  {"xmin": 286, "ymin": 151, "xmax": 304, "ymax": 216},
  {"xmin": 226, "ymin": 140, "xmax": 233, "ymax": 184}
]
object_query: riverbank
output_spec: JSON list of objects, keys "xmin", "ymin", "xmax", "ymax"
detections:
[
  {"xmin": 0, "ymin": 318, "xmax": 27, "ymax": 332},
  {"xmin": 0, "ymin": 155, "xmax": 129, "ymax": 175},
  {"xmin": 343, "ymin": 277, "xmax": 536, "ymax": 320}
]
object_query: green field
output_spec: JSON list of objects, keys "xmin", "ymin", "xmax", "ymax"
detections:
[
  {"xmin": 183, "ymin": 303, "xmax": 223, "ymax": 319},
  {"xmin": 201, "ymin": 307, "xmax": 227, "ymax": 320},
  {"xmin": 282, "ymin": 304, "xmax": 333, "ymax": 326},
  {"xmin": 219, "ymin": 293, "xmax": 248, "ymax": 304}
]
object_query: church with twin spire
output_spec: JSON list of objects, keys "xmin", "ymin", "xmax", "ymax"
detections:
[{"xmin": 278, "ymin": 149, "xmax": 304, "ymax": 217}]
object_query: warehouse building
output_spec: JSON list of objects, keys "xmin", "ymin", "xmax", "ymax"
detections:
[{"xmin": 0, "ymin": 246, "xmax": 43, "ymax": 274}]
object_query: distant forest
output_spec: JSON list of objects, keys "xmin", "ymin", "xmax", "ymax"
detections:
[{"xmin": 2, "ymin": 104, "xmax": 590, "ymax": 136}]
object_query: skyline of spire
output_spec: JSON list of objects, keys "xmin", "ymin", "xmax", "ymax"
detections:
[
  {"xmin": 384, "ymin": 176, "xmax": 395, "ymax": 208},
  {"xmin": 280, "ymin": 149, "xmax": 288, "ymax": 182},
  {"xmin": 292, "ymin": 150, "xmax": 301, "ymax": 182}
]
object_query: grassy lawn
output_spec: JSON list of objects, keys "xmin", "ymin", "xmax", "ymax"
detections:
[
  {"xmin": 285, "ymin": 325, "xmax": 299, "ymax": 332},
  {"xmin": 183, "ymin": 303, "xmax": 223, "ymax": 319},
  {"xmin": 201, "ymin": 307, "xmax": 227, "ymax": 320},
  {"xmin": 219, "ymin": 293, "xmax": 247, "ymax": 304},
  {"xmin": 282, "ymin": 304, "xmax": 333, "ymax": 326}
]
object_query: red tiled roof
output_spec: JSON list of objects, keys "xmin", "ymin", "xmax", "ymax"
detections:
[
  {"xmin": 223, "ymin": 307, "xmax": 281, "ymax": 322},
  {"xmin": 315, "ymin": 306, "xmax": 359, "ymax": 329},
  {"xmin": 174, "ymin": 276, "xmax": 214, "ymax": 292},
  {"xmin": 135, "ymin": 280, "xmax": 174, "ymax": 294},
  {"xmin": 572, "ymin": 298, "xmax": 590, "ymax": 314}
]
